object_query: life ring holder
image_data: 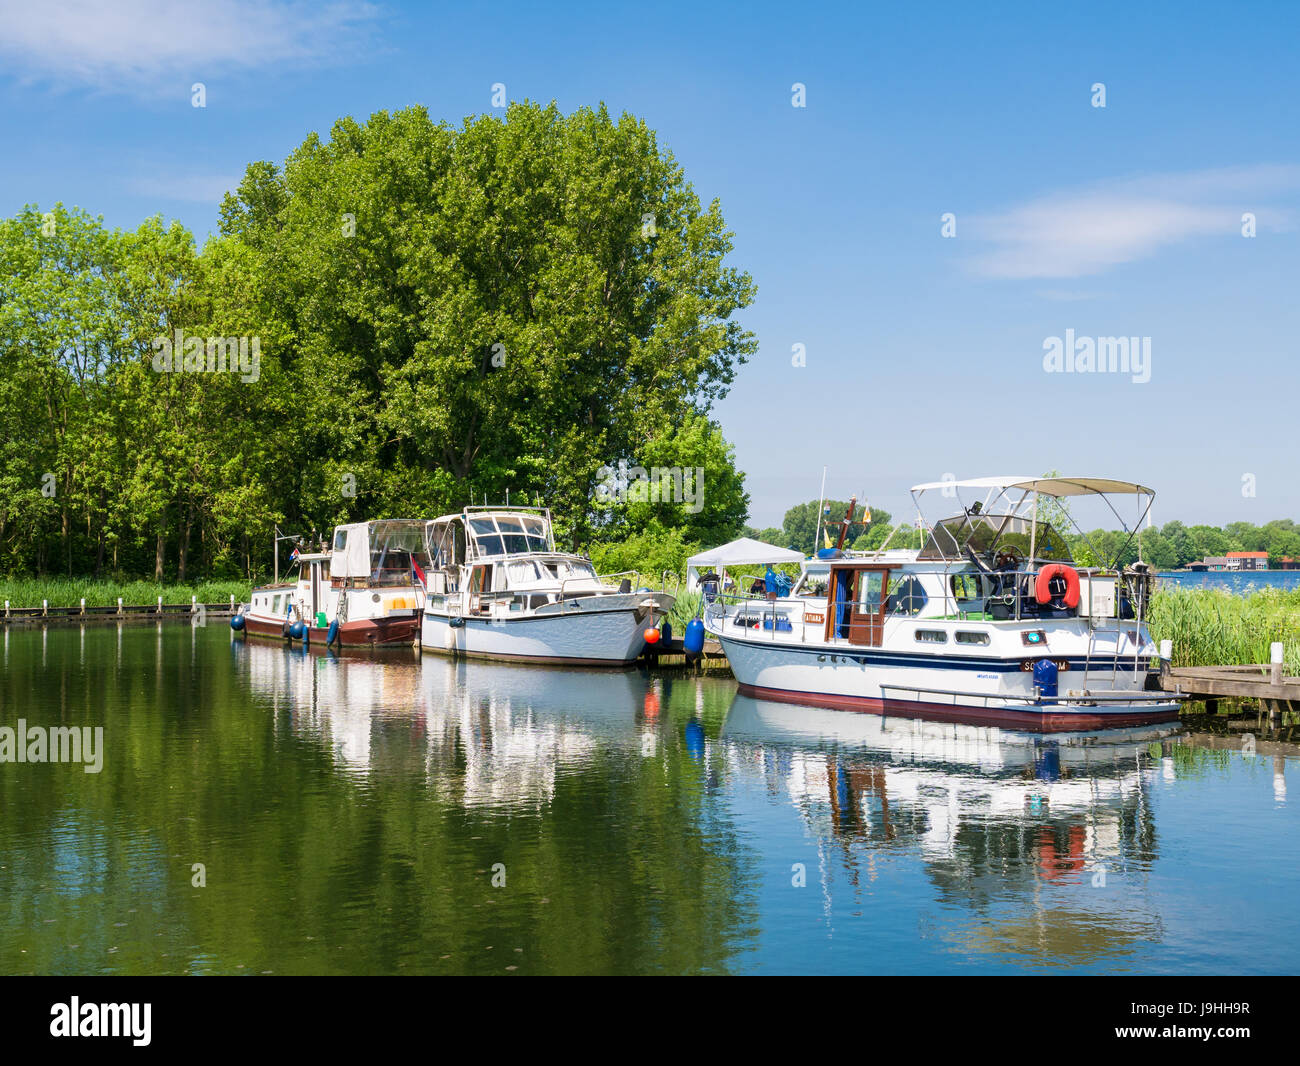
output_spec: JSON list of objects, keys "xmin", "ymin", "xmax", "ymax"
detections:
[{"xmin": 1034, "ymin": 563, "xmax": 1081, "ymax": 609}]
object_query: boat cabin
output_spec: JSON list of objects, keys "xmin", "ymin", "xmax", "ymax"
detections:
[
  {"xmin": 423, "ymin": 507, "xmax": 605, "ymax": 604},
  {"xmin": 330, "ymin": 519, "xmax": 432, "ymax": 588}
]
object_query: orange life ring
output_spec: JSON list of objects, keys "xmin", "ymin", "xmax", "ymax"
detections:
[{"xmin": 1035, "ymin": 563, "xmax": 1080, "ymax": 608}]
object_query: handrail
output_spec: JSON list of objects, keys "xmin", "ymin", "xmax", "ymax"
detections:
[{"xmin": 880, "ymin": 682, "xmax": 1185, "ymax": 705}]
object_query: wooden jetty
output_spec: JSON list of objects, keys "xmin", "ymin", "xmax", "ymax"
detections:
[
  {"xmin": 1163, "ymin": 660, "xmax": 1300, "ymax": 715},
  {"xmin": 643, "ymin": 638, "xmax": 733, "ymax": 676},
  {"xmin": 2, "ymin": 599, "xmax": 237, "ymax": 625}
]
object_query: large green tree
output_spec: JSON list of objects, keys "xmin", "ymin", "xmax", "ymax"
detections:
[{"xmin": 217, "ymin": 100, "xmax": 756, "ymax": 545}]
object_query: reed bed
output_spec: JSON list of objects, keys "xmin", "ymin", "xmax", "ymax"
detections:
[
  {"xmin": 1147, "ymin": 586, "xmax": 1300, "ymax": 673},
  {"xmin": 0, "ymin": 578, "xmax": 251, "ymax": 609},
  {"xmin": 666, "ymin": 590, "xmax": 704, "ymax": 631}
]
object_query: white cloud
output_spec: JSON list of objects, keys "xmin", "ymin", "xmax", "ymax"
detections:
[
  {"xmin": 966, "ymin": 165, "xmax": 1300, "ymax": 279},
  {"xmin": 0, "ymin": 0, "xmax": 379, "ymax": 95}
]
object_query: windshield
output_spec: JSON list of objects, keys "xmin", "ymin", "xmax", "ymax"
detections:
[
  {"xmin": 369, "ymin": 520, "xmax": 432, "ymax": 586},
  {"xmin": 919, "ymin": 514, "xmax": 1072, "ymax": 563},
  {"xmin": 467, "ymin": 512, "xmax": 553, "ymax": 557}
]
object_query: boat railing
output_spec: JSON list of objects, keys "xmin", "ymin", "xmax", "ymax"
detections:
[{"xmin": 704, "ymin": 590, "xmax": 817, "ymax": 640}]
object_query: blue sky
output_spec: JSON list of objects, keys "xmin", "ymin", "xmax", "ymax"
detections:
[{"xmin": 2, "ymin": 1, "xmax": 1297, "ymax": 530}]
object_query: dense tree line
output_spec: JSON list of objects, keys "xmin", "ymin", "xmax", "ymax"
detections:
[{"xmin": 0, "ymin": 102, "xmax": 755, "ymax": 580}]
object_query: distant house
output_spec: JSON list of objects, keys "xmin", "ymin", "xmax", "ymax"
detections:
[
  {"xmin": 1226, "ymin": 550, "xmax": 1270, "ymax": 571},
  {"xmin": 1188, "ymin": 556, "xmax": 1228, "ymax": 571},
  {"xmin": 1280, "ymin": 556, "xmax": 1300, "ymax": 571}
]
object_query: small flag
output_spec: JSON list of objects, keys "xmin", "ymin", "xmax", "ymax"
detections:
[
  {"xmin": 290, "ymin": 546, "xmax": 300, "ymax": 563},
  {"xmin": 823, "ymin": 529, "xmax": 833, "ymax": 549},
  {"xmin": 863, "ymin": 503, "xmax": 872, "ymax": 523},
  {"xmin": 412, "ymin": 557, "xmax": 427, "ymax": 588}
]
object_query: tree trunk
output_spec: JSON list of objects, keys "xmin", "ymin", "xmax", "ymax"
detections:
[
  {"xmin": 178, "ymin": 510, "xmax": 191, "ymax": 584},
  {"xmin": 155, "ymin": 528, "xmax": 166, "ymax": 582}
]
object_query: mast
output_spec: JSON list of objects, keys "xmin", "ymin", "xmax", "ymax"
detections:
[
  {"xmin": 835, "ymin": 496, "xmax": 857, "ymax": 551},
  {"xmin": 812, "ymin": 466, "xmax": 828, "ymax": 553}
]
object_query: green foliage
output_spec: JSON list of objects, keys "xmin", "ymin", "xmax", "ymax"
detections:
[
  {"xmin": 781, "ymin": 499, "xmax": 875, "ymax": 555},
  {"xmin": 219, "ymin": 100, "xmax": 756, "ymax": 548},
  {"xmin": 0, "ymin": 101, "xmax": 756, "ymax": 579},
  {"xmin": 590, "ymin": 412, "xmax": 749, "ymax": 549},
  {"xmin": 586, "ymin": 522, "xmax": 694, "ymax": 585},
  {"xmin": 666, "ymin": 589, "xmax": 704, "ymax": 629},
  {"xmin": 1148, "ymin": 587, "xmax": 1300, "ymax": 673},
  {"xmin": 0, "ymin": 578, "xmax": 250, "ymax": 608}
]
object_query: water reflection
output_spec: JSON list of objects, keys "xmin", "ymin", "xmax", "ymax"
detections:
[
  {"xmin": 4, "ymin": 625, "xmax": 1296, "ymax": 974},
  {"xmin": 236, "ymin": 642, "xmax": 657, "ymax": 808},
  {"xmin": 719, "ymin": 695, "xmax": 1182, "ymax": 967}
]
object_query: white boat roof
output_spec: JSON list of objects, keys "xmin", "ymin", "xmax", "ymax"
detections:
[{"xmin": 910, "ymin": 475, "xmax": 1153, "ymax": 497}]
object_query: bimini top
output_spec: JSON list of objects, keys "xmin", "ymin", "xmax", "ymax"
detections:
[{"xmin": 910, "ymin": 476, "xmax": 1154, "ymax": 497}]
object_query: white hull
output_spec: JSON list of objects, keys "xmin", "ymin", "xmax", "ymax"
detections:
[
  {"xmin": 715, "ymin": 627, "xmax": 1181, "ymax": 731},
  {"xmin": 422, "ymin": 593, "xmax": 673, "ymax": 665}
]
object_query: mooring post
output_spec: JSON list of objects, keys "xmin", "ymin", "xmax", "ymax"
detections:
[
  {"xmin": 191, "ymin": 594, "xmax": 197, "ymax": 614},
  {"xmin": 42, "ymin": 599, "xmax": 48, "ymax": 617},
  {"xmin": 157, "ymin": 595, "xmax": 163, "ymax": 614},
  {"xmin": 3, "ymin": 600, "xmax": 8, "ymax": 619},
  {"xmin": 230, "ymin": 594, "xmax": 235, "ymax": 612},
  {"xmin": 117, "ymin": 596, "xmax": 123, "ymax": 615},
  {"xmin": 1271, "ymin": 642, "xmax": 1284, "ymax": 688},
  {"xmin": 80, "ymin": 597, "xmax": 86, "ymax": 616}
]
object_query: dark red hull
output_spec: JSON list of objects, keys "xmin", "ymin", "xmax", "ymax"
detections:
[
  {"xmin": 737, "ymin": 682, "xmax": 1182, "ymax": 733},
  {"xmin": 241, "ymin": 614, "xmax": 418, "ymax": 648}
]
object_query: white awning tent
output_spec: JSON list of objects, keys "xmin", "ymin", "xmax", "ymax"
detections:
[{"xmin": 686, "ymin": 537, "xmax": 806, "ymax": 591}]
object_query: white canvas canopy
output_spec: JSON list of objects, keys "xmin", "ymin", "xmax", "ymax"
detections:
[{"xmin": 686, "ymin": 537, "xmax": 805, "ymax": 591}]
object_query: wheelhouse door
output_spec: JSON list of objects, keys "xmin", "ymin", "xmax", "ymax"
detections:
[
  {"xmin": 824, "ymin": 566, "xmax": 890, "ymax": 647},
  {"xmin": 467, "ymin": 566, "xmax": 488, "ymax": 615},
  {"xmin": 847, "ymin": 568, "xmax": 889, "ymax": 647}
]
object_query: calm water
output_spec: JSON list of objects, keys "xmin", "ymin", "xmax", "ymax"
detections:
[
  {"xmin": 1158, "ymin": 570, "xmax": 1300, "ymax": 595},
  {"xmin": 1, "ymin": 622, "xmax": 1297, "ymax": 975}
]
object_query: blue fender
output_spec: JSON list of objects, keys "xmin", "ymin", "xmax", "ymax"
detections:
[
  {"xmin": 326, "ymin": 620, "xmax": 340, "ymax": 647},
  {"xmin": 684, "ymin": 617, "xmax": 705, "ymax": 656}
]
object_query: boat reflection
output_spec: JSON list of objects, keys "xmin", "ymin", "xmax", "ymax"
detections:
[
  {"xmin": 234, "ymin": 638, "xmax": 647, "ymax": 807},
  {"xmin": 720, "ymin": 693, "xmax": 1182, "ymax": 965}
]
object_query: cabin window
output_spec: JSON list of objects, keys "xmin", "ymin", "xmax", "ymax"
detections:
[
  {"xmin": 496, "ymin": 516, "xmax": 530, "ymax": 554},
  {"xmin": 855, "ymin": 571, "xmax": 884, "ymax": 612},
  {"xmin": 522, "ymin": 516, "xmax": 549, "ymax": 550},
  {"xmin": 333, "ymin": 530, "xmax": 347, "ymax": 550},
  {"xmin": 272, "ymin": 594, "xmax": 282, "ymax": 613},
  {"xmin": 955, "ymin": 631, "xmax": 990, "ymax": 646},
  {"xmin": 951, "ymin": 574, "xmax": 982, "ymax": 602},
  {"xmin": 887, "ymin": 575, "xmax": 929, "ymax": 615},
  {"xmin": 915, "ymin": 629, "xmax": 947, "ymax": 643}
]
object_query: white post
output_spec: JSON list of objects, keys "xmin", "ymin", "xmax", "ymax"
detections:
[
  {"xmin": 191, "ymin": 594, "xmax": 197, "ymax": 613},
  {"xmin": 80, "ymin": 597, "xmax": 86, "ymax": 615},
  {"xmin": 117, "ymin": 596, "xmax": 123, "ymax": 614},
  {"xmin": 157, "ymin": 595, "xmax": 163, "ymax": 614},
  {"xmin": 230, "ymin": 594, "xmax": 235, "ymax": 611},
  {"xmin": 42, "ymin": 599, "xmax": 48, "ymax": 616},
  {"xmin": 1159, "ymin": 639, "xmax": 1172, "ymax": 661},
  {"xmin": 1271, "ymin": 642, "xmax": 1284, "ymax": 686},
  {"xmin": 4, "ymin": 600, "xmax": 8, "ymax": 617}
]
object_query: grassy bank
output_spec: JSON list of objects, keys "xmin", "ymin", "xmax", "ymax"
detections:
[
  {"xmin": 1147, "ymin": 587, "xmax": 1300, "ymax": 672},
  {"xmin": 0, "ymin": 578, "xmax": 251, "ymax": 610}
]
